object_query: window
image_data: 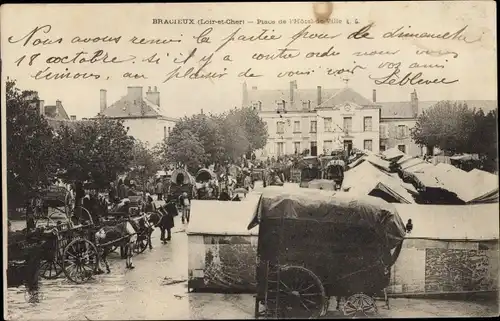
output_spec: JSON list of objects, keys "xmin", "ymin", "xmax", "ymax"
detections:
[
  {"xmin": 277, "ymin": 121, "xmax": 285, "ymax": 134},
  {"xmin": 302, "ymin": 100, "xmax": 311, "ymax": 109},
  {"xmin": 380, "ymin": 144, "xmax": 387, "ymax": 152},
  {"xmin": 324, "ymin": 140, "xmax": 333, "ymax": 153},
  {"xmin": 293, "ymin": 121, "xmax": 301, "ymax": 133},
  {"xmin": 276, "ymin": 142, "xmax": 285, "ymax": 157},
  {"xmin": 310, "ymin": 141, "xmax": 318, "ymax": 156},
  {"xmin": 363, "ymin": 116, "xmax": 372, "ymax": 132},
  {"xmin": 379, "ymin": 124, "xmax": 388, "ymax": 139},
  {"xmin": 343, "ymin": 117, "xmax": 352, "ymax": 133},
  {"xmin": 324, "ymin": 117, "xmax": 332, "ymax": 132},
  {"xmin": 164, "ymin": 126, "xmax": 167, "ymax": 139},
  {"xmin": 252, "ymin": 101, "xmax": 262, "ymax": 111},
  {"xmin": 398, "ymin": 145, "xmax": 406, "ymax": 153},
  {"xmin": 310, "ymin": 120, "xmax": 317, "ymax": 133},
  {"xmin": 168, "ymin": 127, "xmax": 171, "ymax": 133},
  {"xmin": 294, "ymin": 142, "xmax": 301, "ymax": 154},
  {"xmin": 276, "ymin": 100, "xmax": 286, "ymax": 111},
  {"xmin": 396, "ymin": 125, "xmax": 409, "ymax": 140},
  {"xmin": 364, "ymin": 140, "xmax": 373, "ymax": 151}
]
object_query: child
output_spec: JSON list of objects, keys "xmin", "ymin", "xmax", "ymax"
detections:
[{"xmin": 179, "ymin": 192, "xmax": 191, "ymax": 224}]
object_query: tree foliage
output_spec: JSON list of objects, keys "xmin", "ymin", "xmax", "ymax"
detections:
[
  {"xmin": 162, "ymin": 107, "xmax": 268, "ymax": 169},
  {"xmin": 128, "ymin": 141, "xmax": 162, "ymax": 187},
  {"xmin": 6, "ymin": 79, "xmax": 59, "ymax": 208},
  {"xmin": 53, "ymin": 118, "xmax": 135, "ymax": 189},
  {"xmin": 412, "ymin": 101, "xmax": 498, "ymax": 169}
]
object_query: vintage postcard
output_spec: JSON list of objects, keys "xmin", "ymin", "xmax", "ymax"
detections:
[{"xmin": 1, "ymin": 1, "xmax": 498, "ymax": 320}]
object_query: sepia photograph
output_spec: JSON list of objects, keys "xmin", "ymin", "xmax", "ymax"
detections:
[{"xmin": 1, "ymin": 1, "xmax": 498, "ymax": 319}]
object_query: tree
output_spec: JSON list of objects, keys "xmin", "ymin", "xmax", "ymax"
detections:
[
  {"xmin": 54, "ymin": 118, "xmax": 135, "ymax": 190},
  {"xmin": 128, "ymin": 141, "xmax": 161, "ymax": 189},
  {"xmin": 232, "ymin": 107, "xmax": 268, "ymax": 152},
  {"xmin": 6, "ymin": 79, "xmax": 57, "ymax": 209},
  {"xmin": 219, "ymin": 111, "xmax": 250, "ymax": 162},
  {"xmin": 411, "ymin": 101, "xmax": 475, "ymax": 155},
  {"xmin": 164, "ymin": 129, "xmax": 206, "ymax": 173}
]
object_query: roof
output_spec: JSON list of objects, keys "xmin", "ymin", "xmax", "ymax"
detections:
[
  {"xmin": 394, "ymin": 203, "xmax": 499, "ymax": 241},
  {"xmin": 379, "ymin": 100, "xmax": 497, "ymax": 119},
  {"xmin": 250, "ymin": 87, "xmax": 377, "ymax": 112},
  {"xmin": 100, "ymin": 95, "xmax": 165, "ymax": 118},
  {"xmin": 44, "ymin": 103, "xmax": 70, "ymax": 120},
  {"xmin": 419, "ymin": 100, "xmax": 498, "ymax": 113},
  {"xmin": 379, "ymin": 101, "xmax": 415, "ymax": 119},
  {"xmin": 46, "ymin": 118, "xmax": 91, "ymax": 131}
]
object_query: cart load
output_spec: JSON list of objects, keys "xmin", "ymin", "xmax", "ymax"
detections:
[
  {"xmin": 297, "ymin": 156, "xmax": 321, "ymax": 187},
  {"xmin": 249, "ymin": 187, "xmax": 406, "ymax": 318},
  {"xmin": 168, "ymin": 168, "xmax": 196, "ymax": 202},
  {"xmin": 195, "ymin": 168, "xmax": 219, "ymax": 200}
]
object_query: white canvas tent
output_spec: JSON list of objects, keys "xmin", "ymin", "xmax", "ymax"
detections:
[
  {"xmin": 343, "ymin": 161, "xmax": 415, "ymax": 203},
  {"xmin": 382, "ymin": 147, "xmax": 406, "ymax": 161}
]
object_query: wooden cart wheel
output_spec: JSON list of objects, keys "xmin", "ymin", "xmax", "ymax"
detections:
[
  {"xmin": 39, "ymin": 259, "xmax": 63, "ymax": 279},
  {"xmin": 134, "ymin": 233, "xmax": 150, "ymax": 254},
  {"xmin": 342, "ymin": 293, "xmax": 378, "ymax": 318},
  {"xmin": 273, "ymin": 265, "xmax": 327, "ymax": 319},
  {"xmin": 62, "ymin": 238, "xmax": 99, "ymax": 284}
]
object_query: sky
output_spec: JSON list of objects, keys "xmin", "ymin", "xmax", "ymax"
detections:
[{"xmin": 1, "ymin": 2, "xmax": 497, "ymax": 119}]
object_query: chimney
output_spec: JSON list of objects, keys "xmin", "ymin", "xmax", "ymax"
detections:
[
  {"xmin": 290, "ymin": 81, "xmax": 296, "ymax": 104},
  {"xmin": 55, "ymin": 100, "xmax": 62, "ymax": 116},
  {"xmin": 39, "ymin": 100, "xmax": 45, "ymax": 116},
  {"xmin": 372, "ymin": 89, "xmax": 377, "ymax": 103},
  {"xmin": 252, "ymin": 86, "xmax": 257, "ymax": 90},
  {"xmin": 100, "ymin": 89, "xmax": 107, "ymax": 113},
  {"xmin": 145, "ymin": 86, "xmax": 160, "ymax": 107},
  {"xmin": 127, "ymin": 86, "xmax": 143, "ymax": 101},
  {"xmin": 70, "ymin": 115, "xmax": 76, "ymax": 121},
  {"xmin": 242, "ymin": 81, "xmax": 249, "ymax": 107},
  {"xmin": 317, "ymin": 86, "xmax": 322, "ymax": 107},
  {"xmin": 200, "ymin": 108, "xmax": 204, "ymax": 115},
  {"xmin": 148, "ymin": 86, "xmax": 151, "ymax": 92},
  {"xmin": 410, "ymin": 89, "xmax": 419, "ymax": 117}
]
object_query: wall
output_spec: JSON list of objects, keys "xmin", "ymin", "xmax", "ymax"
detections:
[
  {"xmin": 122, "ymin": 117, "xmax": 177, "ymax": 147},
  {"xmin": 380, "ymin": 119, "xmax": 422, "ymax": 157},
  {"xmin": 188, "ymin": 235, "xmax": 499, "ymax": 296},
  {"xmin": 259, "ymin": 106, "xmax": 380, "ymax": 157}
]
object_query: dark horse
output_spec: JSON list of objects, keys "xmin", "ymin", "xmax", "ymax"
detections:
[
  {"xmin": 147, "ymin": 202, "xmax": 177, "ymax": 242},
  {"xmin": 94, "ymin": 217, "xmax": 141, "ymax": 272}
]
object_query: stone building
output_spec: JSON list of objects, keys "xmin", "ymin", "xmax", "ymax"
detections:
[
  {"xmin": 244, "ymin": 81, "xmax": 381, "ymax": 158},
  {"xmin": 95, "ymin": 86, "xmax": 177, "ymax": 147}
]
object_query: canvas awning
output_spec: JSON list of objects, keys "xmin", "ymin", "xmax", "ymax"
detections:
[
  {"xmin": 365, "ymin": 155, "xmax": 391, "ymax": 172},
  {"xmin": 393, "ymin": 203, "xmax": 499, "ymax": 241},
  {"xmin": 343, "ymin": 161, "xmax": 415, "ymax": 203},
  {"xmin": 187, "ymin": 193, "xmax": 261, "ymax": 236},
  {"xmin": 450, "ymin": 153, "xmax": 479, "ymax": 161},
  {"xmin": 382, "ymin": 147, "xmax": 406, "ymax": 161},
  {"xmin": 465, "ymin": 169, "xmax": 499, "ymax": 203}
]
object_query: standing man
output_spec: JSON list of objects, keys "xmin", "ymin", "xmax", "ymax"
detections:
[{"xmin": 156, "ymin": 179, "xmax": 163, "ymax": 201}]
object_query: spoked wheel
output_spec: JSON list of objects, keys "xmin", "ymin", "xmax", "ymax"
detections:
[
  {"xmin": 134, "ymin": 233, "xmax": 150, "ymax": 254},
  {"xmin": 62, "ymin": 238, "xmax": 99, "ymax": 284},
  {"xmin": 39, "ymin": 259, "xmax": 63, "ymax": 279},
  {"xmin": 272, "ymin": 265, "xmax": 327, "ymax": 319},
  {"xmin": 342, "ymin": 293, "xmax": 378, "ymax": 318}
]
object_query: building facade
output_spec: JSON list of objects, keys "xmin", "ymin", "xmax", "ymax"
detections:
[
  {"xmin": 96, "ymin": 86, "xmax": 177, "ymax": 147},
  {"xmin": 244, "ymin": 81, "xmax": 381, "ymax": 159},
  {"xmin": 244, "ymin": 81, "xmax": 498, "ymax": 159}
]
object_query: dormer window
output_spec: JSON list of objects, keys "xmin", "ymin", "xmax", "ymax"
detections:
[
  {"xmin": 252, "ymin": 101, "xmax": 262, "ymax": 111},
  {"xmin": 276, "ymin": 100, "xmax": 286, "ymax": 112},
  {"xmin": 302, "ymin": 100, "xmax": 311, "ymax": 110}
]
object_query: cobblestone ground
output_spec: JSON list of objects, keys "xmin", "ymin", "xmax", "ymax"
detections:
[
  {"xmin": 6, "ymin": 204, "xmax": 190, "ymax": 320},
  {"xmin": 188, "ymin": 293, "xmax": 499, "ymax": 319}
]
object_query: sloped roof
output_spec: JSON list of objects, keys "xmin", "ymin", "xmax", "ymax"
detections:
[
  {"xmin": 46, "ymin": 118, "xmax": 91, "ymax": 131},
  {"xmin": 100, "ymin": 96, "xmax": 164, "ymax": 118},
  {"xmin": 249, "ymin": 87, "xmax": 377, "ymax": 112},
  {"xmin": 379, "ymin": 101, "xmax": 415, "ymax": 119},
  {"xmin": 44, "ymin": 104, "xmax": 70, "ymax": 120},
  {"xmin": 419, "ymin": 100, "xmax": 497, "ymax": 113}
]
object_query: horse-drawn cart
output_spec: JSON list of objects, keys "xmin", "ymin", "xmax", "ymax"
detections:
[
  {"xmin": 168, "ymin": 168, "xmax": 197, "ymax": 204},
  {"xmin": 249, "ymin": 187, "xmax": 406, "ymax": 319}
]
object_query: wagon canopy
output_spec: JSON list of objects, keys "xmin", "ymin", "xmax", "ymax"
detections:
[
  {"xmin": 170, "ymin": 168, "xmax": 196, "ymax": 185},
  {"xmin": 196, "ymin": 168, "xmax": 217, "ymax": 182},
  {"xmin": 248, "ymin": 187, "xmax": 406, "ymax": 249},
  {"xmin": 297, "ymin": 156, "xmax": 320, "ymax": 169}
]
